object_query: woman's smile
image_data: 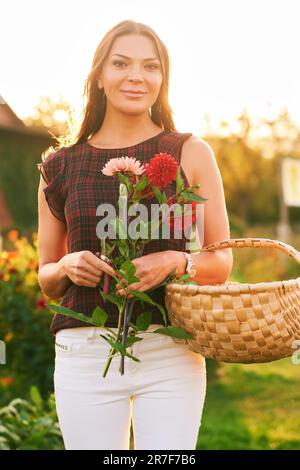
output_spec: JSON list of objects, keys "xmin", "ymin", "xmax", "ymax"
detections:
[{"xmin": 121, "ymin": 90, "xmax": 147, "ymax": 98}]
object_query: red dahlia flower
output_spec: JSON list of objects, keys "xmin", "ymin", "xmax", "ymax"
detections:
[{"xmin": 144, "ymin": 153, "xmax": 179, "ymax": 189}]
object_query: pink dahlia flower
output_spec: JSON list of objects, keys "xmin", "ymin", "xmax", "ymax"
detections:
[{"xmin": 102, "ymin": 156, "xmax": 145, "ymax": 176}]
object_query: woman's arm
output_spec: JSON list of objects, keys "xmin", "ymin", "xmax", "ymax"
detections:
[
  {"xmin": 167, "ymin": 249, "xmax": 233, "ymax": 286},
  {"xmin": 171, "ymin": 136, "xmax": 233, "ymax": 285},
  {"xmin": 37, "ymin": 176, "xmax": 71, "ymax": 299}
]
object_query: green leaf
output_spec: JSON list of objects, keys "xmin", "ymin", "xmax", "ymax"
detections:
[
  {"xmin": 104, "ymin": 239, "xmax": 113, "ymax": 251},
  {"xmin": 99, "ymin": 335, "xmax": 141, "ymax": 362},
  {"xmin": 118, "ymin": 173, "xmax": 130, "ymax": 186},
  {"xmin": 135, "ymin": 177, "xmax": 149, "ymax": 192},
  {"xmin": 176, "ymin": 167, "xmax": 185, "ymax": 193},
  {"xmin": 126, "ymin": 290, "xmax": 154, "ymax": 304},
  {"xmin": 152, "ymin": 326, "xmax": 194, "ymax": 339},
  {"xmin": 125, "ymin": 336, "xmax": 144, "ymax": 347},
  {"xmin": 118, "ymin": 259, "xmax": 139, "ymax": 284},
  {"xmin": 47, "ymin": 304, "xmax": 94, "ymax": 324},
  {"xmin": 118, "ymin": 244, "xmax": 130, "ymax": 258},
  {"xmin": 150, "ymin": 185, "xmax": 162, "ymax": 203},
  {"xmin": 156, "ymin": 303, "xmax": 167, "ymax": 325},
  {"xmin": 99, "ymin": 291, "xmax": 123, "ymax": 308},
  {"xmin": 29, "ymin": 386, "xmax": 43, "ymax": 408},
  {"xmin": 0, "ymin": 426, "xmax": 21, "ymax": 444},
  {"xmin": 91, "ymin": 306, "xmax": 108, "ymax": 326},
  {"xmin": 181, "ymin": 191, "xmax": 208, "ymax": 202},
  {"xmin": 126, "ymin": 291, "xmax": 167, "ymax": 325},
  {"xmin": 121, "ymin": 259, "xmax": 136, "ymax": 275},
  {"xmin": 109, "ymin": 239, "xmax": 126, "ymax": 248},
  {"xmin": 176, "ymin": 273, "xmax": 192, "ymax": 282},
  {"xmin": 161, "ymin": 191, "xmax": 168, "ymax": 203},
  {"xmin": 127, "ymin": 276, "xmax": 140, "ymax": 285},
  {"xmin": 136, "ymin": 312, "xmax": 152, "ymax": 331}
]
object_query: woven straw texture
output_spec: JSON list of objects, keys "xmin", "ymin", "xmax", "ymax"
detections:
[{"xmin": 165, "ymin": 238, "xmax": 300, "ymax": 363}]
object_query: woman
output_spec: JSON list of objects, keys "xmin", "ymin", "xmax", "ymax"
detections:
[{"xmin": 37, "ymin": 19, "xmax": 233, "ymax": 450}]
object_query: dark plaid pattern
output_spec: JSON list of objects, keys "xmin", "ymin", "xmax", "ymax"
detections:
[{"xmin": 37, "ymin": 129, "xmax": 193, "ymax": 336}]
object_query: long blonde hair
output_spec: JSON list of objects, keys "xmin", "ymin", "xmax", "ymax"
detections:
[{"xmin": 52, "ymin": 19, "xmax": 176, "ymax": 151}]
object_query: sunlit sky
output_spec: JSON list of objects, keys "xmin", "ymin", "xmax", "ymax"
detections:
[{"xmin": 1, "ymin": 0, "xmax": 300, "ymax": 136}]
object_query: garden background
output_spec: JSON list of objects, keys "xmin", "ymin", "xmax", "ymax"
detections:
[
  {"xmin": 1, "ymin": 0, "xmax": 300, "ymax": 450},
  {"xmin": 1, "ymin": 108, "xmax": 300, "ymax": 449}
]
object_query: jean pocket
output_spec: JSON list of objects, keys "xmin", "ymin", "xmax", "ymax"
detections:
[{"xmin": 54, "ymin": 336, "xmax": 89, "ymax": 356}]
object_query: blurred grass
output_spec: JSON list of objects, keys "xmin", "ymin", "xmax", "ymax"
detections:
[{"xmin": 197, "ymin": 358, "xmax": 300, "ymax": 449}]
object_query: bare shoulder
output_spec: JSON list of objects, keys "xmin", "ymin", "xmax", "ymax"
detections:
[{"xmin": 181, "ymin": 134, "xmax": 216, "ymax": 186}]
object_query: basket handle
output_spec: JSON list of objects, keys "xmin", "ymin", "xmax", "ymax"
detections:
[{"xmin": 201, "ymin": 238, "xmax": 300, "ymax": 265}]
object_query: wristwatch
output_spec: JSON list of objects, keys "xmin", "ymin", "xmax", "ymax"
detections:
[{"xmin": 176, "ymin": 252, "xmax": 197, "ymax": 278}]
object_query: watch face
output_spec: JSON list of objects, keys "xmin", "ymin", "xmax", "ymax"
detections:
[
  {"xmin": 189, "ymin": 266, "xmax": 196, "ymax": 278},
  {"xmin": 185, "ymin": 254, "xmax": 196, "ymax": 278}
]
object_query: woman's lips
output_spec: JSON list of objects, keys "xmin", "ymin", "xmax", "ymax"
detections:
[{"xmin": 121, "ymin": 91, "xmax": 146, "ymax": 98}]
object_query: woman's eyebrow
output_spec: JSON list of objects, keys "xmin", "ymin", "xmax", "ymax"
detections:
[{"xmin": 111, "ymin": 53, "xmax": 160, "ymax": 62}]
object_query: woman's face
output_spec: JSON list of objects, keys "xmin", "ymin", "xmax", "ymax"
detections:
[{"xmin": 98, "ymin": 34, "xmax": 163, "ymax": 115}]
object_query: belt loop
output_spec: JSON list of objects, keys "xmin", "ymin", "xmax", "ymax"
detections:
[{"xmin": 87, "ymin": 327, "xmax": 96, "ymax": 339}]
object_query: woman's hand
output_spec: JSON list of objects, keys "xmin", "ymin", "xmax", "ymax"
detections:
[
  {"xmin": 115, "ymin": 250, "xmax": 185, "ymax": 298},
  {"xmin": 61, "ymin": 251, "xmax": 117, "ymax": 288}
]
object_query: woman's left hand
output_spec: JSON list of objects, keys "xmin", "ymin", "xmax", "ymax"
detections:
[{"xmin": 115, "ymin": 250, "xmax": 184, "ymax": 298}]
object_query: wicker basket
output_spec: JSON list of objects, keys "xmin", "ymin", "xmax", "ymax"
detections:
[{"xmin": 165, "ymin": 238, "xmax": 300, "ymax": 363}]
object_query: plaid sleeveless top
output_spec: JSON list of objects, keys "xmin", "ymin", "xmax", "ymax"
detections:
[{"xmin": 38, "ymin": 129, "xmax": 193, "ymax": 335}]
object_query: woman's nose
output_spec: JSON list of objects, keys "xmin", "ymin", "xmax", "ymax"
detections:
[{"xmin": 128, "ymin": 74, "xmax": 144, "ymax": 82}]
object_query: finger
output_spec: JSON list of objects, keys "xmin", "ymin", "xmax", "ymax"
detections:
[
  {"xmin": 116, "ymin": 289, "xmax": 134, "ymax": 299},
  {"xmin": 80, "ymin": 263, "xmax": 105, "ymax": 278},
  {"xmin": 77, "ymin": 273, "xmax": 100, "ymax": 287},
  {"xmin": 117, "ymin": 281, "xmax": 146, "ymax": 296},
  {"xmin": 86, "ymin": 251, "xmax": 117, "ymax": 277},
  {"xmin": 75, "ymin": 254, "xmax": 105, "ymax": 277},
  {"xmin": 126, "ymin": 282, "xmax": 144, "ymax": 292},
  {"xmin": 96, "ymin": 259, "xmax": 117, "ymax": 278},
  {"xmin": 128, "ymin": 281, "xmax": 152, "ymax": 295},
  {"xmin": 116, "ymin": 282, "xmax": 148, "ymax": 297},
  {"xmin": 77, "ymin": 270, "xmax": 103, "ymax": 285}
]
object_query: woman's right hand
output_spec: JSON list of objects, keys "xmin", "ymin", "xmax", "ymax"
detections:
[{"xmin": 60, "ymin": 251, "xmax": 117, "ymax": 288}]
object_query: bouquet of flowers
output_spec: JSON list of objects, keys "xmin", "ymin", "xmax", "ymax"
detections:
[{"xmin": 48, "ymin": 152, "xmax": 207, "ymax": 377}]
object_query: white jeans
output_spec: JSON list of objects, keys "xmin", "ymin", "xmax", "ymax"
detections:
[{"xmin": 54, "ymin": 324, "xmax": 207, "ymax": 450}]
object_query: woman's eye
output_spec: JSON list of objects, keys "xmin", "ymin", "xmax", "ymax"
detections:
[
  {"xmin": 147, "ymin": 64, "xmax": 160, "ymax": 70},
  {"xmin": 112, "ymin": 61, "xmax": 160, "ymax": 71},
  {"xmin": 113, "ymin": 61, "xmax": 126, "ymax": 67}
]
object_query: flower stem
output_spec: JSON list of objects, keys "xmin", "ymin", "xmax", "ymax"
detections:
[
  {"xmin": 119, "ymin": 299, "xmax": 136, "ymax": 375},
  {"xmin": 102, "ymin": 297, "xmax": 126, "ymax": 378},
  {"xmin": 119, "ymin": 300, "xmax": 129, "ymax": 375}
]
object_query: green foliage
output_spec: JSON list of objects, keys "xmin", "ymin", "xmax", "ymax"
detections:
[
  {"xmin": 204, "ymin": 109, "xmax": 300, "ymax": 225},
  {"xmin": 0, "ymin": 133, "xmax": 52, "ymax": 233},
  {"xmin": 0, "ymin": 385, "xmax": 63, "ymax": 450},
  {"xmin": 0, "ymin": 233, "xmax": 56, "ymax": 404},
  {"xmin": 230, "ymin": 225, "xmax": 300, "ymax": 283},
  {"xmin": 198, "ymin": 359, "xmax": 300, "ymax": 450}
]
